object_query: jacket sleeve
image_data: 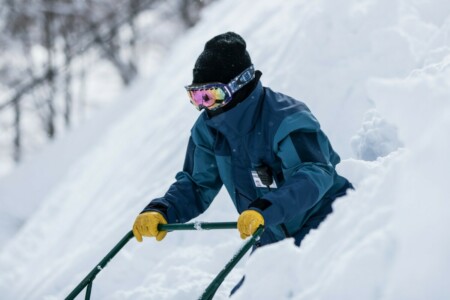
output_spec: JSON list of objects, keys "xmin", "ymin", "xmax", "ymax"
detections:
[
  {"xmin": 142, "ymin": 121, "xmax": 223, "ymax": 223},
  {"xmin": 249, "ymin": 110, "xmax": 335, "ymax": 226}
]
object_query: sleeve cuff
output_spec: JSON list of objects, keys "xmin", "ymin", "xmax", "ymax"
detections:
[
  {"xmin": 248, "ymin": 198, "xmax": 284, "ymax": 226},
  {"xmin": 141, "ymin": 202, "xmax": 169, "ymax": 221}
]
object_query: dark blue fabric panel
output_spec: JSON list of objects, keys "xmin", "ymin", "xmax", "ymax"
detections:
[
  {"xmin": 182, "ymin": 136, "xmax": 196, "ymax": 174},
  {"xmin": 289, "ymin": 131, "xmax": 327, "ymax": 164}
]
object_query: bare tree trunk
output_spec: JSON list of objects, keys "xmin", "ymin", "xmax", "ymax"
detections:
[
  {"xmin": 79, "ymin": 63, "xmax": 87, "ymax": 122},
  {"xmin": 86, "ymin": 12, "xmax": 138, "ymax": 86},
  {"xmin": 43, "ymin": 0, "xmax": 56, "ymax": 138},
  {"xmin": 63, "ymin": 31, "xmax": 73, "ymax": 128},
  {"xmin": 128, "ymin": 0, "xmax": 140, "ymax": 71},
  {"xmin": 95, "ymin": 29, "xmax": 137, "ymax": 85},
  {"xmin": 13, "ymin": 97, "xmax": 21, "ymax": 162}
]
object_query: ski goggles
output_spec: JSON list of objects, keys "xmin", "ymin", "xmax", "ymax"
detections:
[{"xmin": 185, "ymin": 65, "xmax": 255, "ymax": 111}]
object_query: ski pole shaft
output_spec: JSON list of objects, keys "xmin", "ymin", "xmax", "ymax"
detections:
[{"xmin": 199, "ymin": 226, "xmax": 265, "ymax": 300}]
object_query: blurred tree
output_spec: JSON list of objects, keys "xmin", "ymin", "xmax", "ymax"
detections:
[{"xmin": 0, "ymin": 0, "xmax": 214, "ymax": 168}]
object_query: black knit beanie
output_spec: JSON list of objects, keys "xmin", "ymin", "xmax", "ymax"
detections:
[{"xmin": 193, "ymin": 32, "xmax": 252, "ymax": 84}]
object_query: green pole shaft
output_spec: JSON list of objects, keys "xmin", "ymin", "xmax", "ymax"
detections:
[
  {"xmin": 65, "ymin": 231, "xmax": 134, "ymax": 300},
  {"xmin": 66, "ymin": 222, "xmax": 238, "ymax": 300},
  {"xmin": 199, "ymin": 226, "xmax": 264, "ymax": 300},
  {"xmin": 85, "ymin": 281, "xmax": 93, "ymax": 300},
  {"xmin": 159, "ymin": 222, "xmax": 237, "ymax": 231}
]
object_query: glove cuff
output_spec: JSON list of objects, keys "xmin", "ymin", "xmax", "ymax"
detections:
[
  {"xmin": 142, "ymin": 202, "xmax": 169, "ymax": 221},
  {"xmin": 248, "ymin": 198, "xmax": 284, "ymax": 226}
]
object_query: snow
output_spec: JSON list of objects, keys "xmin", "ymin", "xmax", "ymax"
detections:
[
  {"xmin": 351, "ymin": 109, "xmax": 403, "ymax": 161},
  {"xmin": 1, "ymin": 0, "xmax": 449, "ymax": 299},
  {"xmin": 194, "ymin": 221, "xmax": 204, "ymax": 231}
]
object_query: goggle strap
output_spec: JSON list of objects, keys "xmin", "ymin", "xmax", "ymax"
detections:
[
  {"xmin": 186, "ymin": 84, "xmax": 225, "ymax": 92},
  {"xmin": 228, "ymin": 65, "xmax": 255, "ymax": 94}
]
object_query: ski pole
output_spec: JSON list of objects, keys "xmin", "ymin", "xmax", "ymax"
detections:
[
  {"xmin": 199, "ymin": 226, "xmax": 265, "ymax": 300},
  {"xmin": 65, "ymin": 221, "xmax": 238, "ymax": 300}
]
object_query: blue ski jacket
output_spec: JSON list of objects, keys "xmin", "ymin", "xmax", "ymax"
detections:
[{"xmin": 144, "ymin": 81, "xmax": 351, "ymax": 246}]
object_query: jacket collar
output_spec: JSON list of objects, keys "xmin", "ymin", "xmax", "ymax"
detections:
[{"xmin": 204, "ymin": 81, "xmax": 264, "ymax": 136}]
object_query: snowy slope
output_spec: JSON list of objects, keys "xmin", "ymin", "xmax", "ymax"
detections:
[{"xmin": 1, "ymin": 0, "xmax": 450, "ymax": 299}]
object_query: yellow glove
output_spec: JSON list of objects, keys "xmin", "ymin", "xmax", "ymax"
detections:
[
  {"xmin": 237, "ymin": 210, "xmax": 265, "ymax": 240},
  {"xmin": 132, "ymin": 211, "xmax": 168, "ymax": 242}
]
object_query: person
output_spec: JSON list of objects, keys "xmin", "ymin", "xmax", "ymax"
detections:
[{"xmin": 132, "ymin": 31, "xmax": 352, "ymax": 289}]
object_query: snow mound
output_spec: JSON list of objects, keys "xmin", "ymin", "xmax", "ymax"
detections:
[{"xmin": 351, "ymin": 109, "xmax": 403, "ymax": 161}]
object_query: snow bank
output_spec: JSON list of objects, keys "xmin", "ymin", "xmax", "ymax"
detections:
[
  {"xmin": 236, "ymin": 59, "xmax": 450, "ymax": 298},
  {"xmin": 235, "ymin": 2, "xmax": 450, "ymax": 298},
  {"xmin": 0, "ymin": 0, "xmax": 449, "ymax": 299}
]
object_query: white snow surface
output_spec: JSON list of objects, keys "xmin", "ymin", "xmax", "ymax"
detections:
[{"xmin": 1, "ymin": 0, "xmax": 450, "ymax": 299}]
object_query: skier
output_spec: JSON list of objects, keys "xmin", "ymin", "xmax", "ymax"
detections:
[{"xmin": 132, "ymin": 32, "xmax": 352, "ymax": 292}]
